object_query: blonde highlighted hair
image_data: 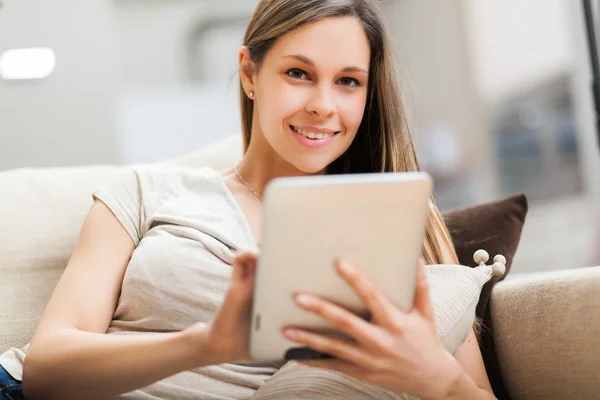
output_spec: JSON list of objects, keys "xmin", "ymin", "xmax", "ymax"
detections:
[{"xmin": 239, "ymin": 0, "xmax": 459, "ymax": 267}]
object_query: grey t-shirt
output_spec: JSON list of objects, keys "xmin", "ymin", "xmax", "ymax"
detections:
[{"xmin": 0, "ymin": 165, "xmax": 281, "ymax": 399}]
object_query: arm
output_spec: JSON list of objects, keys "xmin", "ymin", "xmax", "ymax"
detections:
[
  {"xmin": 445, "ymin": 371, "xmax": 496, "ymax": 400},
  {"xmin": 22, "ymin": 201, "xmax": 214, "ymax": 400},
  {"xmin": 24, "ymin": 329, "xmax": 206, "ymax": 400},
  {"xmin": 443, "ymin": 329, "xmax": 496, "ymax": 399}
]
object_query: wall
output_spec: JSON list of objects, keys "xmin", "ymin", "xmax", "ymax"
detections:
[
  {"xmin": 568, "ymin": 0, "xmax": 600, "ymax": 202},
  {"xmin": 464, "ymin": 0, "xmax": 573, "ymax": 103},
  {"xmin": 0, "ymin": 0, "xmax": 119, "ymax": 170},
  {"xmin": 0, "ymin": 0, "xmax": 258, "ymax": 171},
  {"xmin": 0, "ymin": 0, "xmax": 594, "ymax": 190},
  {"xmin": 388, "ymin": 0, "xmax": 499, "ymax": 206}
]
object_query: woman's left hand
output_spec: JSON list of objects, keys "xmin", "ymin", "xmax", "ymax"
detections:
[{"xmin": 282, "ymin": 258, "xmax": 463, "ymax": 400}]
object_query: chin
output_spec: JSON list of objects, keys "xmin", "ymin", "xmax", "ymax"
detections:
[
  {"xmin": 300, "ymin": 165, "xmax": 327, "ymax": 175},
  {"xmin": 289, "ymin": 156, "xmax": 335, "ymax": 175}
]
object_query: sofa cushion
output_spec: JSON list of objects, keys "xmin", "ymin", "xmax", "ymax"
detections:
[
  {"xmin": 491, "ymin": 266, "xmax": 600, "ymax": 399},
  {"xmin": 166, "ymin": 134, "xmax": 243, "ymax": 169}
]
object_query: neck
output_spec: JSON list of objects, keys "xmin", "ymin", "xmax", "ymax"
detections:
[{"xmin": 236, "ymin": 126, "xmax": 317, "ymax": 198}]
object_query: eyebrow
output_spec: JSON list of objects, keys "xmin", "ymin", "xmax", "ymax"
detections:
[{"xmin": 282, "ymin": 54, "xmax": 369, "ymax": 75}]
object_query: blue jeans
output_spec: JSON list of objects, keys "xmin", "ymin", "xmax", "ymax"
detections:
[{"xmin": 0, "ymin": 365, "xmax": 24, "ymax": 400}]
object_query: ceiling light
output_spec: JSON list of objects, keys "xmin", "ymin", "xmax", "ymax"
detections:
[{"xmin": 0, "ymin": 48, "xmax": 56, "ymax": 80}]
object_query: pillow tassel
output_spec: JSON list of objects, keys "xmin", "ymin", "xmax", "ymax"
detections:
[{"xmin": 473, "ymin": 249, "xmax": 507, "ymax": 277}]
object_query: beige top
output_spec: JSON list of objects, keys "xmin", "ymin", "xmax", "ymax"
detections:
[{"xmin": 0, "ymin": 165, "xmax": 282, "ymax": 399}]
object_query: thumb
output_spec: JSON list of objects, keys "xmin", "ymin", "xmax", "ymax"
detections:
[
  {"xmin": 413, "ymin": 258, "xmax": 436, "ymax": 325},
  {"xmin": 220, "ymin": 251, "xmax": 258, "ymax": 318},
  {"xmin": 231, "ymin": 251, "xmax": 258, "ymax": 285}
]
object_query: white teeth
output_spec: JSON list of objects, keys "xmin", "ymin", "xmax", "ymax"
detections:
[{"xmin": 292, "ymin": 126, "xmax": 334, "ymax": 140}]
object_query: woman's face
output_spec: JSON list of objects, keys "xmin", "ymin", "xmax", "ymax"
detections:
[{"xmin": 250, "ymin": 17, "xmax": 371, "ymax": 174}]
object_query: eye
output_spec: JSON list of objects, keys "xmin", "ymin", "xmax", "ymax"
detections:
[
  {"xmin": 338, "ymin": 77, "xmax": 360, "ymax": 88},
  {"xmin": 286, "ymin": 68, "xmax": 309, "ymax": 80}
]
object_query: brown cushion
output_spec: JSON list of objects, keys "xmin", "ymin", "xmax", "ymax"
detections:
[
  {"xmin": 442, "ymin": 193, "xmax": 528, "ymax": 399},
  {"xmin": 443, "ymin": 193, "xmax": 528, "ymax": 315}
]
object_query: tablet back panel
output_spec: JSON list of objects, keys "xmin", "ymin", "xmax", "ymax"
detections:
[{"xmin": 250, "ymin": 172, "xmax": 432, "ymax": 361}]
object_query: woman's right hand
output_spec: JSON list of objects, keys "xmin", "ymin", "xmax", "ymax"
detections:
[{"xmin": 185, "ymin": 251, "xmax": 258, "ymax": 366}]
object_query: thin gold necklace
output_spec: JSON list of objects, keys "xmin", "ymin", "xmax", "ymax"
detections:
[{"xmin": 234, "ymin": 163, "xmax": 263, "ymax": 202}]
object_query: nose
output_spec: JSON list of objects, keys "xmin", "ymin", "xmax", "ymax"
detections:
[{"xmin": 306, "ymin": 84, "xmax": 336, "ymax": 118}]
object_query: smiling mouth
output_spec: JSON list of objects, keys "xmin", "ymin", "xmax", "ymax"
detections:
[{"xmin": 290, "ymin": 125, "xmax": 340, "ymax": 140}]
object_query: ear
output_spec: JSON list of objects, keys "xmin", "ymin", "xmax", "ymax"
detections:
[{"xmin": 239, "ymin": 46, "xmax": 257, "ymax": 98}]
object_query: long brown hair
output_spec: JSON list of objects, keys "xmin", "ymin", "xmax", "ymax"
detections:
[{"xmin": 239, "ymin": 0, "xmax": 458, "ymax": 266}]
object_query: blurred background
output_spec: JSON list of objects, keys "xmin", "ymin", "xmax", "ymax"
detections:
[{"xmin": 1, "ymin": 0, "xmax": 599, "ymax": 275}]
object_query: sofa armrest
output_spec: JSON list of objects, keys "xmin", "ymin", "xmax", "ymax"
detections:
[{"xmin": 491, "ymin": 266, "xmax": 600, "ymax": 400}]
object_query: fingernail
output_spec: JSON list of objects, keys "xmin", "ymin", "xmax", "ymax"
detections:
[
  {"xmin": 296, "ymin": 294, "xmax": 313, "ymax": 307},
  {"xmin": 283, "ymin": 328, "xmax": 298, "ymax": 340},
  {"xmin": 336, "ymin": 259, "xmax": 352, "ymax": 274}
]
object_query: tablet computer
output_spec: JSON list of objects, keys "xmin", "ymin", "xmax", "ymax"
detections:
[{"xmin": 249, "ymin": 172, "xmax": 432, "ymax": 361}]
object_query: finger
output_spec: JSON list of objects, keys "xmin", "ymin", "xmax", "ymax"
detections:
[
  {"xmin": 293, "ymin": 293, "xmax": 387, "ymax": 348},
  {"xmin": 282, "ymin": 328, "xmax": 377, "ymax": 369},
  {"xmin": 334, "ymin": 259, "xmax": 396, "ymax": 324},
  {"xmin": 413, "ymin": 258, "xmax": 435, "ymax": 324},
  {"xmin": 297, "ymin": 358, "xmax": 366, "ymax": 380},
  {"xmin": 232, "ymin": 251, "xmax": 258, "ymax": 282}
]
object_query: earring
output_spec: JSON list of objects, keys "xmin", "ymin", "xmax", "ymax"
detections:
[{"xmin": 249, "ymin": 91, "xmax": 254, "ymax": 98}]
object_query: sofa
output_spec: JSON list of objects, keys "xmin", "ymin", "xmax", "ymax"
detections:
[{"xmin": 1, "ymin": 134, "xmax": 599, "ymax": 400}]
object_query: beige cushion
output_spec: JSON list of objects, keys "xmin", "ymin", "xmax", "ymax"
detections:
[
  {"xmin": 251, "ymin": 263, "xmax": 494, "ymax": 400},
  {"xmin": 0, "ymin": 135, "xmax": 242, "ymax": 353},
  {"xmin": 166, "ymin": 134, "xmax": 243, "ymax": 169},
  {"xmin": 491, "ymin": 266, "xmax": 600, "ymax": 399}
]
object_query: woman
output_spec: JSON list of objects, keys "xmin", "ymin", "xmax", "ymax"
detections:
[{"xmin": 0, "ymin": 0, "xmax": 495, "ymax": 398}]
